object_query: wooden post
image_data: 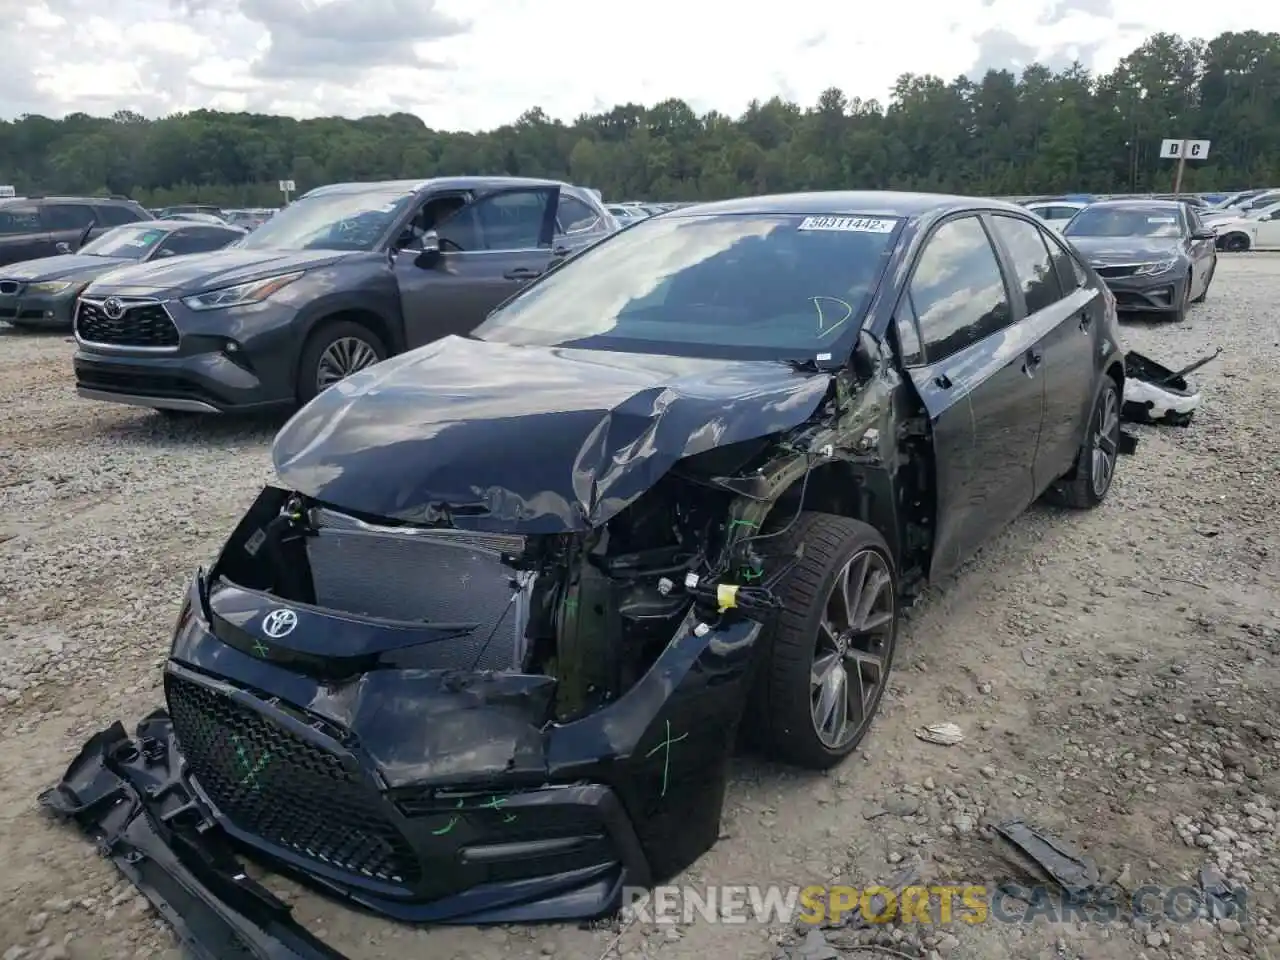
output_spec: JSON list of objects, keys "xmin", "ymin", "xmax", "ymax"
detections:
[{"xmin": 1172, "ymin": 139, "xmax": 1188, "ymax": 194}]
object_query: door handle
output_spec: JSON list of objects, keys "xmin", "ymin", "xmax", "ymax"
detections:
[
  {"xmin": 503, "ymin": 267, "xmax": 542, "ymax": 280},
  {"xmin": 551, "ymin": 245, "xmax": 571, "ymax": 257},
  {"xmin": 933, "ymin": 373, "xmax": 953, "ymax": 389},
  {"xmin": 1078, "ymin": 311, "xmax": 1091, "ymax": 331},
  {"xmin": 1022, "ymin": 349, "xmax": 1043, "ymax": 376}
]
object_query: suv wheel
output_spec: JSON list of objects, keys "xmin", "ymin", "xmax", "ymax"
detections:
[
  {"xmin": 296, "ymin": 321, "xmax": 387, "ymax": 404},
  {"xmin": 750, "ymin": 512, "xmax": 898, "ymax": 770},
  {"xmin": 1049, "ymin": 377, "xmax": 1121, "ymax": 510}
]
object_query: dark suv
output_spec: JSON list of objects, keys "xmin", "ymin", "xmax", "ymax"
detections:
[
  {"xmin": 0, "ymin": 196, "xmax": 151, "ymax": 268},
  {"xmin": 72, "ymin": 177, "xmax": 617, "ymax": 414}
]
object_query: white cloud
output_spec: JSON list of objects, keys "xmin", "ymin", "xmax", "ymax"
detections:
[{"xmin": 0, "ymin": 0, "xmax": 1277, "ymax": 128}]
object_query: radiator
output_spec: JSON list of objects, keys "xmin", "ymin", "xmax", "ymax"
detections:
[{"xmin": 304, "ymin": 507, "xmax": 532, "ymax": 671}]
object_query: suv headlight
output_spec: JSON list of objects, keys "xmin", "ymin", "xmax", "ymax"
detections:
[
  {"xmin": 181, "ymin": 271, "xmax": 303, "ymax": 311},
  {"xmin": 1133, "ymin": 259, "xmax": 1178, "ymax": 276}
]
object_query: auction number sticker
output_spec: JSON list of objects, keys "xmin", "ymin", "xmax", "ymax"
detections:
[{"xmin": 798, "ymin": 216, "xmax": 896, "ymax": 233}]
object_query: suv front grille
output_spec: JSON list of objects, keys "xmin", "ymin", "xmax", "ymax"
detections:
[
  {"xmin": 166, "ymin": 674, "xmax": 420, "ymax": 886},
  {"xmin": 0, "ymin": 280, "xmax": 24, "ymax": 295},
  {"xmin": 76, "ymin": 300, "xmax": 179, "ymax": 348}
]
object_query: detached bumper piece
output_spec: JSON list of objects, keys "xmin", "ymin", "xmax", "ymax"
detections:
[
  {"xmin": 1122, "ymin": 348, "xmax": 1220, "ymax": 427},
  {"xmin": 39, "ymin": 715, "xmax": 347, "ymax": 960}
]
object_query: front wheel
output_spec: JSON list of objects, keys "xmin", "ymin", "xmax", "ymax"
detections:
[
  {"xmin": 750, "ymin": 513, "xmax": 898, "ymax": 770},
  {"xmin": 296, "ymin": 321, "xmax": 387, "ymax": 405},
  {"xmin": 1223, "ymin": 232, "xmax": 1250, "ymax": 253}
]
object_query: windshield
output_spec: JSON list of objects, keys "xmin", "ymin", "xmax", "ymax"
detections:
[
  {"xmin": 234, "ymin": 190, "xmax": 415, "ymax": 251},
  {"xmin": 78, "ymin": 225, "xmax": 170, "ymax": 259},
  {"xmin": 1064, "ymin": 207, "xmax": 1183, "ymax": 239},
  {"xmin": 473, "ymin": 212, "xmax": 901, "ymax": 360}
]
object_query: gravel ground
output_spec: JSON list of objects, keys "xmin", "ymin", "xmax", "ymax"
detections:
[{"xmin": 1, "ymin": 255, "xmax": 1278, "ymax": 960}]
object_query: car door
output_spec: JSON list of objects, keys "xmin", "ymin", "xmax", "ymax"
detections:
[
  {"xmin": 899, "ymin": 214, "xmax": 1045, "ymax": 580},
  {"xmin": 1251, "ymin": 209, "xmax": 1280, "ymax": 249},
  {"xmin": 988, "ymin": 213, "xmax": 1098, "ymax": 491},
  {"xmin": 394, "ymin": 186, "xmax": 560, "ymax": 348},
  {"xmin": 550, "ymin": 192, "xmax": 613, "ymax": 267},
  {"xmin": 0, "ymin": 203, "xmax": 48, "ymax": 266},
  {"xmin": 1182, "ymin": 206, "xmax": 1216, "ymax": 292},
  {"xmin": 42, "ymin": 202, "xmax": 101, "ymax": 253}
]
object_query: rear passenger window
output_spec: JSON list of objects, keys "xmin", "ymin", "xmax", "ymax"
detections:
[
  {"xmin": 910, "ymin": 216, "xmax": 1012, "ymax": 363},
  {"xmin": 95, "ymin": 205, "xmax": 142, "ymax": 227},
  {"xmin": 555, "ymin": 196, "xmax": 602, "ymax": 235},
  {"xmin": 991, "ymin": 215, "xmax": 1063, "ymax": 314},
  {"xmin": 42, "ymin": 203, "xmax": 97, "ymax": 230}
]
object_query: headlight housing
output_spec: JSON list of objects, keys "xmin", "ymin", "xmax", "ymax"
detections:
[
  {"xmin": 181, "ymin": 271, "xmax": 303, "ymax": 311},
  {"xmin": 26, "ymin": 280, "xmax": 84, "ymax": 295},
  {"xmin": 1133, "ymin": 259, "xmax": 1178, "ymax": 276}
]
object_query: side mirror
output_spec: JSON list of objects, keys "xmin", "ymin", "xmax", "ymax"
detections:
[
  {"xmin": 55, "ymin": 241, "xmax": 72, "ymax": 255},
  {"xmin": 156, "ymin": 248, "xmax": 175, "ymax": 258},
  {"xmin": 414, "ymin": 230, "xmax": 442, "ymax": 268},
  {"xmin": 1191, "ymin": 230, "xmax": 1216, "ymax": 241}
]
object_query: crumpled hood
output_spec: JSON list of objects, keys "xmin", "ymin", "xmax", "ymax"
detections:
[
  {"xmin": 273, "ymin": 335, "xmax": 832, "ymax": 533},
  {"xmin": 82, "ymin": 247, "xmax": 348, "ymax": 299},
  {"xmin": 0, "ymin": 254, "xmax": 129, "ymax": 283},
  {"xmin": 1067, "ymin": 236, "xmax": 1184, "ymax": 264}
]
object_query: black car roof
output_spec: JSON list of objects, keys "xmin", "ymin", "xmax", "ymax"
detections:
[
  {"xmin": 667, "ymin": 191, "xmax": 1033, "ymax": 219},
  {"xmin": 301, "ymin": 176, "xmax": 569, "ymax": 199}
]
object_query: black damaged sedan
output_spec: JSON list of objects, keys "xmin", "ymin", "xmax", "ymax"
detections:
[{"xmin": 44, "ymin": 193, "xmax": 1129, "ymax": 957}]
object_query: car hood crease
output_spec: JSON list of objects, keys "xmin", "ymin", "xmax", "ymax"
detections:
[
  {"xmin": 272, "ymin": 335, "xmax": 832, "ymax": 533},
  {"xmin": 1067, "ymin": 237, "xmax": 1184, "ymax": 261},
  {"xmin": 83, "ymin": 247, "xmax": 350, "ymax": 297}
]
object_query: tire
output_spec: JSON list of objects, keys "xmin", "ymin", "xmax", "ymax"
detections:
[
  {"xmin": 1192, "ymin": 260, "xmax": 1214, "ymax": 303},
  {"xmin": 749, "ymin": 512, "xmax": 898, "ymax": 770},
  {"xmin": 1168, "ymin": 273, "xmax": 1191, "ymax": 322},
  {"xmin": 1223, "ymin": 232, "xmax": 1250, "ymax": 253},
  {"xmin": 1051, "ymin": 376, "xmax": 1121, "ymax": 510},
  {"xmin": 296, "ymin": 320, "xmax": 387, "ymax": 405}
]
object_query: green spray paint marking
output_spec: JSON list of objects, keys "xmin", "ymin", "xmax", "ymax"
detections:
[
  {"xmin": 432, "ymin": 799, "xmax": 466, "ymax": 836},
  {"xmin": 739, "ymin": 566, "xmax": 763, "ymax": 582},
  {"xmin": 252, "ymin": 639, "xmax": 270, "ymax": 657},
  {"xmin": 502, "ymin": 814, "xmax": 517, "ymax": 824},
  {"xmin": 480, "ymin": 796, "xmax": 508, "ymax": 811},
  {"xmin": 230, "ymin": 734, "xmax": 271, "ymax": 790},
  {"xmin": 644, "ymin": 719, "xmax": 689, "ymax": 798},
  {"xmin": 728, "ymin": 519, "xmax": 759, "ymax": 530}
]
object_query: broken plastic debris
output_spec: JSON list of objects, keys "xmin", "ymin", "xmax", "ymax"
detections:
[
  {"xmin": 1198, "ymin": 862, "xmax": 1247, "ymax": 920},
  {"xmin": 914, "ymin": 722, "xmax": 964, "ymax": 746},
  {"xmin": 1122, "ymin": 348, "xmax": 1221, "ymax": 427},
  {"xmin": 992, "ymin": 817, "xmax": 1100, "ymax": 896}
]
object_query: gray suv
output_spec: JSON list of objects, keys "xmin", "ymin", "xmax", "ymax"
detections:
[{"xmin": 72, "ymin": 177, "xmax": 617, "ymax": 414}]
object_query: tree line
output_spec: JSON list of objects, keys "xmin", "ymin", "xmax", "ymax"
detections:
[{"xmin": 2, "ymin": 31, "xmax": 1278, "ymax": 207}]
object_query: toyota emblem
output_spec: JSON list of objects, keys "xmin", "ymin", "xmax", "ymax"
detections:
[
  {"xmin": 261, "ymin": 607, "xmax": 298, "ymax": 638},
  {"xmin": 102, "ymin": 297, "xmax": 125, "ymax": 320}
]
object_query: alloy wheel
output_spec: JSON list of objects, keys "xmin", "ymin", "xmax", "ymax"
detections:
[
  {"xmin": 810, "ymin": 549, "xmax": 895, "ymax": 749},
  {"xmin": 1090, "ymin": 386, "xmax": 1120, "ymax": 498},
  {"xmin": 315, "ymin": 337, "xmax": 380, "ymax": 390}
]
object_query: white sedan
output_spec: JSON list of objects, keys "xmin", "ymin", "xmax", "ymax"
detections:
[
  {"xmin": 1024, "ymin": 200, "xmax": 1088, "ymax": 232},
  {"xmin": 1210, "ymin": 201, "xmax": 1280, "ymax": 251}
]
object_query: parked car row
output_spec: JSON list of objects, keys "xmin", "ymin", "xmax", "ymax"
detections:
[{"xmin": 1023, "ymin": 187, "xmax": 1280, "ymax": 253}]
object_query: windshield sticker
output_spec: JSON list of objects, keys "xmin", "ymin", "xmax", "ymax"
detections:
[
  {"xmin": 1147, "ymin": 216, "xmax": 1176, "ymax": 223},
  {"xmin": 811, "ymin": 296, "xmax": 854, "ymax": 335},
  {"xmin": 798, "ymin": 216, "xmax": 896, "ymax": 233}
]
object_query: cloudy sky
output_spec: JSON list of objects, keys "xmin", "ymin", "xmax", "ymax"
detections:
[{"xmin": 1, "ymin": 0, "xmax": 1276, "ymax": 130}]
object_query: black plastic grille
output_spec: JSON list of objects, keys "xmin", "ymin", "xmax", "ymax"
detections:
[
  {"xmin": 1095, "ymin": 265, "xmax": 1139, "ymax": 279},
  {"xmin": 77, "ymin": 300, "xmax": 179, "ymax": 348},
  {"xmin": 166, "ymin": 674, "xmax": 419, "ymax": 886}
]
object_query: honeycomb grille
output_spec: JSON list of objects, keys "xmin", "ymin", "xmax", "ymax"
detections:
[
  {"xmin": 77, "ymin": 300, "xmax": 179, "ymax": 348},
  {"xmin": 166, "ymin": 674, "xmax": 419, "ymax": 885}
]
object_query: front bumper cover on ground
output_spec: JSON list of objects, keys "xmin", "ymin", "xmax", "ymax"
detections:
[
  {"xmin": 1121, "ymin": 348, "xmax": 1220, "ymax": 426},
  {"xmin": 40, "ymin": 716, "xmax": 348, "ymax": 960}
]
